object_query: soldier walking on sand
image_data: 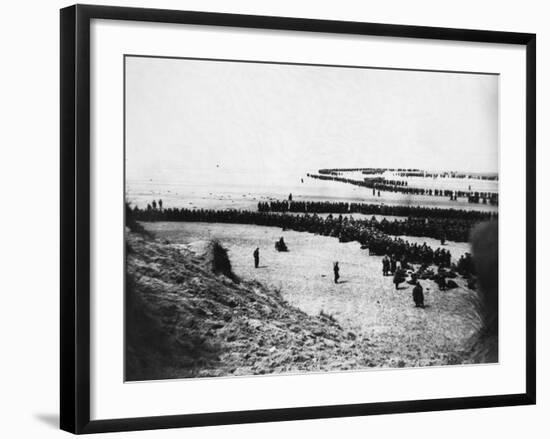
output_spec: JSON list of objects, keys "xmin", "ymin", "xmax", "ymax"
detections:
[
  {"xmin": 253, "ymin": 247, "xmax": 260, "ymax": 268},
  {"xmin": 390, "ymin": 255, "xmax": 397, "ymax": 274},
  {"xmin": 333, "ymin": 261, "xmax": 340, "ymax": 284},
  {"xmin": 382, "ymin": 255, "xmax": 390, "ymax": 276},
  {"xmin": 412, "ymin": 280, "xmax": 425, "ymax": 308}
]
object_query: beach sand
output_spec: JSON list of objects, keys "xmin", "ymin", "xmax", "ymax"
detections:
[{"xmin": 144, "ymin": 221, "xmax": 481, "ymax": 367}]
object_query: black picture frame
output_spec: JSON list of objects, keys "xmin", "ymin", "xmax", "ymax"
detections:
[{"xmin": 60, "ymin": 4, "xmax": 536, "ymax": 434}]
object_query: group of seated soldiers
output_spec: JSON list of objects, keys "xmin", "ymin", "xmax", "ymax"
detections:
[{"xmin": 382, "ymin": 252, "xmax": 476, "ymax": 292}]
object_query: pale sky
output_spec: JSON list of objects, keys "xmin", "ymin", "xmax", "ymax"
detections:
[{"xmin": 125, "ymin": 56, "xmax": 498, "ymax": 182}]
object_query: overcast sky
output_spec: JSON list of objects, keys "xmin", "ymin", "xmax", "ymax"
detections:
[{"xmin": 125, "ymin": 56, "xmax": 498, "ymax": 182}]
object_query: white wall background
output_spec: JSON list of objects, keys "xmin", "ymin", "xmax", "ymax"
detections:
[{"xmin": 0, "ymin": 0, "xmax": 546, "ymax": 437}]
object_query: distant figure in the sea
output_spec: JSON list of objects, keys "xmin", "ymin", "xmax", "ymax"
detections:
[
  {"xmin": 253, "ymin": 247, "xmax": 259, "ymax": 268},
  {"xmin": 412, "ymin": 280, "xmax": 425, "ymax": 308},
  {"xmin": 377, "ymin": 190, "xmax": 381, "ymax": 197},
  {"xmin": 333, "ymin": 262, "xmax": 340, "ymax": 284},
  {"xmin": 382, "ymin": 255, "xmax": 390, "ymax": 276},
  {"xmin": 288, "ymin": 193, "xmax": 293, "ymax": 202},
  {"xmin": 301, "ymin": 178, "xmax": 304, "ymax": 183},
  {"xmin": 275, "ymin": 237, "xmax": 288, "ymax": 252}
]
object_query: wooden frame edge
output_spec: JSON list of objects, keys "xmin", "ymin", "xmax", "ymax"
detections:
[{"xmin": 60, "ymin": 4, "xmax": 536, "ymax": 434}]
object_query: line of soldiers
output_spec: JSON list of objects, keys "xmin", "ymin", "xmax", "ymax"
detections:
[
  {"xmin": 130, "ymin": 205, "xmax": 476, "ymax": 278},
  {"xmin": 258, "ymin": 204, "xmax": 490, "ymax": 243},
  {"xmin": 145, "ymin": 199, "xmax": 163, "ymax": 211},
  {"xmin": 258, "ymin": 199, "xmax": 497, "ymax": 221},
  {"xmin": 134, "ymin": 200, "xmax": 479, "ymax": 309},
  {"xmin": 318, "ymin": 167, "xmax": 498, "ymax": 181},
  {"xmin": 307, "ymin": 173, "xmax": 499, "ymax": 205}
]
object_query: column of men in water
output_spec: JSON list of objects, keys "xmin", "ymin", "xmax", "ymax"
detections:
[
  {"xmin": 130, "ymin": 201, "xmax": 477, "ymax": 309},
  {"xmin": 307, "ymin": 173, "xmax": 499, "ymax": 205}
]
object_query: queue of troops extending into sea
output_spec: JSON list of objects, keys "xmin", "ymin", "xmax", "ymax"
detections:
[
  {"xmin": 307, "ymin": 173, "xmax": 499, "ymax": 205},
  {"xmin": 318, "ymin": 167, "xmax": 499, "ymax": 181}
]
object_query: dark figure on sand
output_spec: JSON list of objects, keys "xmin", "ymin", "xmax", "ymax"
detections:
[
  {"xmin": 382, "ymin": 255, "xmax": 390, "ymax": 276},
  {"xmin": 333, "ymin": 262, "xmax": 340, "ymax": 284},
  {"xmin": 253, "ymin": 247, "xmax": 259, "ymax": 268},
  {"xmin": 440, "ymin": 230, "xmax": 446, "ymax": 245},
  {"xmin": 390, "ymin": 256, "xmax": 397, "ymax": 274},
  {"xmin": 275, "ymin": 237, "xmax": 288, "ymax": 252},
  {"xmin": 412, "ymin": 281, "xmax": 425, "ymax": 308},
  {"xmin": 393, "ymin": 267, "xmax": 406, "ymax": 290}
]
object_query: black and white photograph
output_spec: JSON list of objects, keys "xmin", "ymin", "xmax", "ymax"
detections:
[
  {"xmin": 124, "ymin": 56, "xmax": 499, "ymax": 381},
  {"xmin": 0, "ymin": 0, "xmax": 544, "ymax": 436}
]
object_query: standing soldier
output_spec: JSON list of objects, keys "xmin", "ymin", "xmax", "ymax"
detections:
[
  {"xmin": 152, "ymin": 200, "xmax": 157, "ymax": 210},
  {"xmin": 333, "ymin": 261, "xmax": 340, "ymax": 284},
  {"xmin": 412, "ymin": 280, "xmax": 425, "ymax": 308},
  {"xmin": 382, "ymin": 255, "xmax": 390, "ymax": 276},
  {"xmin": 393, "ymin": 267, "xmax": 405, "ymax": 290},
  {"xmin": 158, "ymin": 199, "xmax": 163, "ymax": 210},
  {"xmin": 390, "ymin": 255, "xmax": 397, "ymax": 275},
  {"xmin": 253, "ymin": 247, "xmax": 260, "ymax": 268}
]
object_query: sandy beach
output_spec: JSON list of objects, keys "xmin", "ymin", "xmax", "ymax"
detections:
[{"xmin": 143, "ymin": 221, "xmax": 480, "ymax": 368}]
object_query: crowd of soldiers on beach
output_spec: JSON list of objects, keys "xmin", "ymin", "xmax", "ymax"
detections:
[
  {"xmin": 307, "ymin": 173, "xmax": 499, "ymax": 205},
  {"xmin": 258, "ymin": 199, "xmax": 496, "ymax": 219},
  {"xmin": 258, "ymin": 200, "xmax": 495, "ymax": 243},
  {"xmin": 129, "ymin": 203, "xmax": 476, "ymax": 276},
  {"xmin": 129, "ymin": 200, "xmax": 482, "ymax": 310}
]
